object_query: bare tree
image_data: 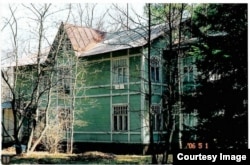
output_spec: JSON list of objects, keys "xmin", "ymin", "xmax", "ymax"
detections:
[
  {"xmin": 107, "ymin": 3, "xmax": 147, "ymax": 32},
  {"xmin": 1, "ymin": 3, "xmax": 188, "ymax": 159},
  {"xmin": 1, "ymin": 4, "xmax": 22, "ymax": 155},
  {"xmin": 37, "ymin": 108, "xmax": 65, "ymax": 153},
  {"xmin": 146, "ymin": 4, "xmax": 158, "ymax": 164},
  {"xmin": 145, "ymin": 3, "xmax": 189, "ymax": 163},
  {"xmin": 102, "ymin": 3, "xmax": 162, "ymax": 163},
  {"xmin": 161, "ymin": 4, "xmax": 188, "ymax": 164},
  {"xmin": 70, "ymin": 3, "xmax": 109, "ymax": 31},
  {"xmin": 1, "ymin": 3, "xmax": 72, "ymax": 154},
  {"xmin": 107, "ymin": 3, "xmax": 189, "ymax": 164},
  {"xmin": 2, "ymin": 3, "xmax": 103, "ymax": 155},
  {"xmin": 48, "ymin": 31, "xmax": 90, "ymax": 153}
]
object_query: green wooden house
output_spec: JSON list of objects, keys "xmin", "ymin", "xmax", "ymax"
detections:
[
  {"xmin": 1, "ymin": 22, "xmax": 198, "ymax": 153},
  {"xmin": 48, "ymin": 23, "xmax": 169, "ymax": 154}
]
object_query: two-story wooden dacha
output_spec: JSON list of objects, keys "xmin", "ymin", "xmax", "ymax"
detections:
[
  {"xmin": 2, "ymin": 22, "xmax": 198, "ymax": 154},
  {"xmin": 48, "ymin": 23, "xmax": 169, "ymax": 154}
]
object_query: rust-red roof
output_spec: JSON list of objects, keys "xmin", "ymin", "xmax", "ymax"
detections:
[{"xmin": 63, "ymin": 23, "xmax": 105, "ymax": 53}]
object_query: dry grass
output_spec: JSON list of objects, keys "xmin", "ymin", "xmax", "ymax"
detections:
[{"xmin": 1, "ymin": 147, "xmax": 151, "ymax": 164}]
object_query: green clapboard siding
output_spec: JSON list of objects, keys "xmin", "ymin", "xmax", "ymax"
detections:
[
  {"xmin": 129, "ymin": 94, "xmax": 142, "ymax": 131},
  {"xmin": 112, "ymin": 133, "xmax": 129, "ymax": 143},
  {"xmin": 74, "ymin": 132, "xmax": 111, "ymax": 142},
  {"xmin": 130, "ymin": 134, "xmax": 142, "ymax": 143},
  {"xmin": 75, "ymin": 96, "xmax": 110, "ymax": 132},
  {"xmin": 15, "ymin": 37, "xmax": 168, "ymax": 145}
]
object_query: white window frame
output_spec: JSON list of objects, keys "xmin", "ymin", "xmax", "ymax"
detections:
[
  {"xmin": 113, "ymin": 104, "xmax": 128, "ymax": 131},
  {"xmin": 150, "ymin": 56, "xmax": 160, "ymax": 83},
  {"xmin": 183, "ymin": 110, "xmax": 198, "ymax": 128},
  {"xmin": 112, "ymin": 58, "xmax": 128, "ymax": 84},
  {"xmin": 209, "ymin": 71, "xmax": 221, "ymax": 81},
  {"xmin": 151, "ymin": 104, "xmax": 163, "ymax": 131},
  {"xmin": 57, "ymin": 67, "xmax": 71, "ymax": 94},
  {"xmin": 182, "ymin": 56, "xmax": 195, "ymax": 83}
]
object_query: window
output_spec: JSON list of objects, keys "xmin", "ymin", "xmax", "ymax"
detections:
[
  {"xmin": 112, "ymin": 58, "xmax": 128, "ymax": 84},
  {"xmin": 40, "ymin": 72, "xmax": 50, "ymax": 92},
  {"xmin": 209, "ymin": 71, "xmax": 221, "ymax": 81},
  {"xmin": 38, "ymin": 108, "xmax": 72, "ymax": 131},
  {"xmin": 150, "ymin": 57, "xmax": 160, "ymax": 82},
  {"xmin": 58, "ymin": 108, "xmax": 72, "ymax": 131},
  {"xmin": 183, "ymin": 110, "xmax": 198, "ymax": 128},
  {"xmin": 64, "ymin": 38, "xmax": 73, "ymax": 50},
  {"xmin": 60, "ymin": 37, "xmax": 72, "ymax": 51},
  {"xmin": 182, "ymin": 56, "xmax": 195, "ymax": 83},
  {"xmin": 113, "ymin": 105, "xmax": 128, "ymax": 131},
  {"xmin": 152, "ymin": 104, "xmax": 163, "ymax": 131},
  {"xmin": 57, "ymin": 67, "xmax": 70, "ymax": 94}
]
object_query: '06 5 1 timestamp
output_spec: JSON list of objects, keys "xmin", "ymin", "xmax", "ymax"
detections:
[{"xmin": 185, "ymin": 142, "xmax": 209, "ymax": 149}]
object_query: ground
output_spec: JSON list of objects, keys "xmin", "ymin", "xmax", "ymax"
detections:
[
  {"xmin": 1, "ymin": 147, "xmax": 153, "ymax": 164},
  {"xmin": 1, "ymin": 146, "xmax": 174, "ymax": 164}
]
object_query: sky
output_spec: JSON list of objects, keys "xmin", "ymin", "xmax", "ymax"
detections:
[{"xmin": 0, "ymin": 3, "xmax": 146, "ymax": 62}]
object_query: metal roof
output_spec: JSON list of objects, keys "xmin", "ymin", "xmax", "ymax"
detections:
[
  {"xmin": 63, "ymin": 23, "xmax": 105, "ymax": 53},
  {"xmin": 2, "ymin": 23, "xmax": 167, "ymax": 67},
  {"xmin": 79, "ymin": 24, "xmax": 167, "ymax": 56}
]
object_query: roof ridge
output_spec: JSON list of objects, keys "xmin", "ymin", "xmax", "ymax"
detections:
[
  {"xmin": 62, "ymin": 22, "xmax": 106, "ymax": 34},
  {"xmin": 62, "ymin": 22, "xmax": 106, "ymax": 52}
]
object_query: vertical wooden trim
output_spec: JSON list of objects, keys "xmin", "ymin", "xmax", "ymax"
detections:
[
  {"xmin": 140, "ymin": 47, "xmax": 146, "ymax": 143},
  {"xmin": 127, "ymin": 49, "xmax": 130, "ymax": 142},
  {"xmin": 110, "ymin": 52, "xmax": 113, "ymax": 142}
]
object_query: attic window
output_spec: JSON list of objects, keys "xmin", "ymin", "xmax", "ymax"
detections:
[
  {"xmin": 65, "ymin": 39, "xmax": 72, "ymax": 50},
  {"xmin": 59, "ymin": 38, "xmax": 72, "ymax": 51},
  {"xmin": 57, "ymin": 67, "xmax": 71, "ymax": 94}
]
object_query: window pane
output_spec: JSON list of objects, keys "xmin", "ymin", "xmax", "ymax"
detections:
[
  {"xmin": 156, "ymin": 67, "xmax": 159, "ymax": 82},
  {"xmin": 151, "ymin": 105, "xmax": 162, "ymax": 131},
  {"xmin": 114, "ymin": 116, "xmax": 117, "ymax": 130},
  {"xmin": 112, "ymin": 59, "xmax": 127, "ymax": 84},
  {"xmin": 184, "ymin": 66, "xmax": 188, "ymax": 73},
  {"xmin": 123, "ymin": 68, "xmax": 127, "ymax": 83},
  {"xmin": 116, "ymin": 67, "xmax": 126, "ymax": 83},
  {"xmin": 113, "ymin": 105, "xmax": 128, "ymax": 131},
  {"xmin": 150, "ymin": 57, "xmax": 160, "ymax": 83},
  {"xmin": 119, "ymin": 116, "xmax": 123, "ymax": 130},
  {"xmin": 151, "ymin": 67, "xmax": 155, "ymax": 81},
  {"xmin": 124, "ymin": 116, "xmax": 128, "ymax": 130}
]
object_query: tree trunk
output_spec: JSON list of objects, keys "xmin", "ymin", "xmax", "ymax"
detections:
[{"xmin": 146, "ymin": 3, "xmax": 158, "ymax": 164}]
